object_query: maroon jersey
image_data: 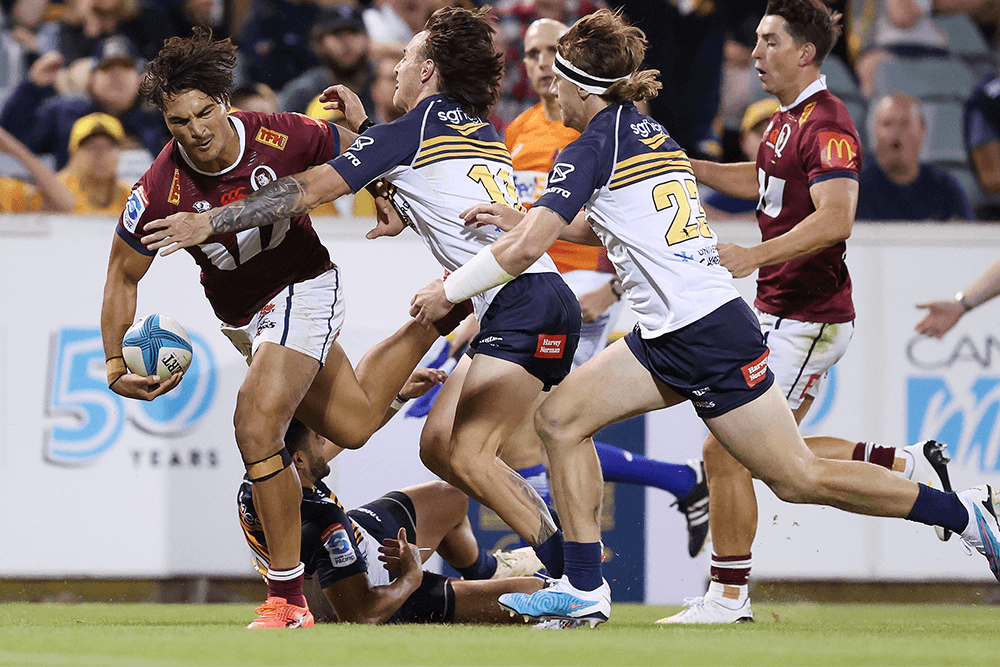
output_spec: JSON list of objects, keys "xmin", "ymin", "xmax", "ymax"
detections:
[
  {"xmin": 116, "ymin": 111, "xmax": 341, "ymax": 326},
  {"xmin": 754, "ymin": 82, "xmax": 861, "ymax": 323}
]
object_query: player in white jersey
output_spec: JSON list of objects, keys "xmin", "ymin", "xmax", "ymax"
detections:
[
  {"xmin": 410, "ymin": 8, "xmax": 1000, "ymax": 627},
  {"xmin": 141, "ymin": 7, "xmax": 579, "ymax": 580}
]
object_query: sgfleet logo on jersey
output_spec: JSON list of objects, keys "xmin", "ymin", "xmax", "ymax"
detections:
[
  {"xmin": 741, "ymin": 349, "xmax": 769, "ymax": 387},
  {"xmin": 630, "ymin": 118, "xmax": 665, "ymax": 138},
  {"xmin": 122, "ymin": 185, "xmax": 148, "ymax": 233},
  {"xmin": 437, "ymin": 108, "xmax": 481, "ymax": 126},
  {"xmin": 819, "ymin": 131, "xmax": 857, "ymax": 169},
  {"xmin": 167, "ymin": 169, "xmax": 181, "ymax": 205},
  {"xmin": 322, "ymin": 523, "xmax": 357, "ymax": 567},
  {"xmin": 255, "ymin": 126, "xmax": 288, "ymax": 150},
  {"xmin": 535, "ymin": 334, "xmax": 567, "ymax": 359}
]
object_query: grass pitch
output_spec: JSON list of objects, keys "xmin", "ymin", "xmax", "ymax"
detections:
[{"xmin": 1, "ymin": 602, "xmax": 997, "ymax": 667}]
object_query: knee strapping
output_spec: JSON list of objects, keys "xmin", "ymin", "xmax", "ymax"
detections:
[{"xmin": 245, "ymin": 448, "xmax": 293, "ymax": 482}]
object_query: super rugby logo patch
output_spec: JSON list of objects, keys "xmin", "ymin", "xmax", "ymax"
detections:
[
  {"xmin": 321, "ymin": 523, "xmax": 357, "ymax": 567},
  {"xmin": 123, "ymin": 185, "xmax": 148, "ymax": 233}
]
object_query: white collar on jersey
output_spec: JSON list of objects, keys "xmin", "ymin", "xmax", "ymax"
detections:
[
  {"xmin": 779, "ymin": 75, "xmax": 827, "ymax": 112},
  {"xmin": 176, "ymin": 114, "xmax": 247, "ymax": 176}
]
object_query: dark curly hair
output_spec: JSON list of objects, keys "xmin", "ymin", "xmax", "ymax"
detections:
[
  {"xmin": 765, "ymin": 0, "xmax": 843, "ymax": 66},
  {"xmin": 421, "ymin": 6, "xmax": 502, "ymax": 118},
  {"xmin": 141, "ymin": 27, "xmax": 237, "ymax": 110}
]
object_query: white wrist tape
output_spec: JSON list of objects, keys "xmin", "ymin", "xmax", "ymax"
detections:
[{"xmin": 443, "ymin": 246, "xmax": 515, "ymax": 303}]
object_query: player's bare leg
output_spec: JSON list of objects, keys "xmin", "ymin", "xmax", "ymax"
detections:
[
  {"xmin": 296, "ymin": 318, "xmax": 438, "ymax": 448},
  {"xmin": 420, "ymin": 355, "xmax": 557, "ymax": 549},
  {"xmin": 238, "ymin": 342, "xmax": 319, "ymax": 628},
  {"xmin": 402, "ymin": 480, "xmax": 478, "ymax": 566}
]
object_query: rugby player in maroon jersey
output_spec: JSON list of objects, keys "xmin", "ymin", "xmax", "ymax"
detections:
[
  {"xmin": 666, "ymin": 0, "xmax": 952, "ymax": 624},
  {"xmin": 100, "ymin": 28, "xmax": 445, "ymax": 629}
]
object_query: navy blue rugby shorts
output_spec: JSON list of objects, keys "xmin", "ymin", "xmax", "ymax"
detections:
[
  {"xmin": 468, "ymin": 272, "xmax": 581, "ymax": 391},
  {"xmin": 625, "ymin": 297, "xmax": 774, "ymax": 419}
]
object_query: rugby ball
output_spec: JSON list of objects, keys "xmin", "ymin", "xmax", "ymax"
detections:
[{"xmin": 122, "ymin": 314, "xmax": 193, "ymax": 378}]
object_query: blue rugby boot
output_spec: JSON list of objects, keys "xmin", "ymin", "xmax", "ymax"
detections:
[
  {"xmin": 498, "ymin": 576, "xmax": 611, "ymax": 627},
  {"xmin": 957, "ymin": 485, "xmax": 1000, "ymax": 581}
]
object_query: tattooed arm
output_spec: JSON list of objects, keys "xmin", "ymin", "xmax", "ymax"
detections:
[{"xmin": 140, "ymin": 164, "xmax": 352, "ymax": 256}]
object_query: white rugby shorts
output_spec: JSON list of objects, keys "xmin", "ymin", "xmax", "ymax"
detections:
[
  {"xmin": 560, "ymin": 269, "xmax": 626, "ymax": 370},
  {"xmin": 754, "ymin": 307, "xmax": 854, "ymax": 410},
  {"xmin": 220, "ymin": 267, "xmax": 346, "ymax": 366}
]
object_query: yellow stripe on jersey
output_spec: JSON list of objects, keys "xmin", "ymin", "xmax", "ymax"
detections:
[
  {"xmin": 610, "ymin": 152, "xmax": 693, "ymax": 190},
  {"xmin": 414, "ymin": 135, "xmax": 511, "ymax": 169},
  {"xmin": 240, "ymin": 509, "xmax": 271, "ymax": 566},
  {"xmin": 446, "ymin": 121, "xmax": 491, "ymax": 136},
  {"xmin": 325, "ymin": 489, "xmax": 364, "ymax": 545},
  {"xmin": 639, "ymin": 133, "xmax": 669, "ymax": 150}
]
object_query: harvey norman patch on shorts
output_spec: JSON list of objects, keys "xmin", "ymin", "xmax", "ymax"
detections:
[
  {"xmin": 535, "ymin": 334, "xmax": 567, "ymax": 359},
  {"xmin": 321, "ymin": 523, "xmax": 357, "ymax": 567},
  {"xmin": 741, "ymin": 349, "xmax": 770, "ymax": 387}
]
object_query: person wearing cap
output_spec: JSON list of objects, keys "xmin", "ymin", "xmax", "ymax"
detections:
[
  {"xmin": 279, "ymin": 5, "xmax": 376, "ymax": 116},
  {"xmin": 0, "ymin": 126, "xmax": 75, "ymax": 213},
  {"xmin": 700, "ymin": 98, "xmax": 780, "ymax": 220},
  {"xmin": 0, "ymin": 35, "xmax": 169, "ymax": 169},
  {"xmin": 59, "ymin": 112, "xmax": 132, "ymax": 214}
]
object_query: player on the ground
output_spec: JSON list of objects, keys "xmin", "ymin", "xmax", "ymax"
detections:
[
  {"xmin": 240, "ymin": 411, "xmax": 546, "ymax": 625},
  {"xmin": 659, "ymin": 0, "xmax": 951, "ymax": 624},
  {"xmin": 140, "ymin": 8, "xmax": 577, "ymax": 583},
  {"xmin": 100, "ymin": 28, "xmax": 445, "ymax": 629},
  {"xmin": 409, "ymin": 7, "xmax": 1000, "ymax": 629}
]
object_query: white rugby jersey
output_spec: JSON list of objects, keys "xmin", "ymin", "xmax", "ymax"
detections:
[
  {"xmin": 330, "ymin": 94, "xmax": 558, "ymax": 319},
  {"xmin": 534, "ymin": 104, "xmax": 740, "ymax": 338}
]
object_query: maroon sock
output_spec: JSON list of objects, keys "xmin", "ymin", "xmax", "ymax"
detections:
[
  {"xmin": 852, "ymin": 442, "xmax": 897, "ymax": 470},
  {"xmin": 267, "ymin": 570, "xmax": 306, "ymax": 608},
  {"xmin": 710, "ymin": 553, "xmax": 751, "ymax": 586}
]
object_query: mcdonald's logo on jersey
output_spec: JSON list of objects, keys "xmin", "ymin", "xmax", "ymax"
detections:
[
  {"xmin": 255, "ymin": 126, "xmax": 288, "ymax": 150},
  {"xmin": 818, "ymin": 131, "xmax": 857, "ymax": 169}
]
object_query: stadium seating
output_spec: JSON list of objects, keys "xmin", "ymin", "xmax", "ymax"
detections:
[{"xmin": 935, "ymin": 13, "xmax": 999, "ymax": 84}]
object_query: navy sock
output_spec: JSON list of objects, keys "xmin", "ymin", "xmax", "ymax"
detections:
[
  {"xmin": 535, "ymin": 530, "xmax": 564, "ymax": 579},
  {"xmin": 906, "ymin": 483, "xmax": 970, "ymax": 534},
  {"xmin": 594, "ymin": 440, "xmax": 696, "ymax": 499},
  {"xmin": 563, "ymin": 541, "xmax": 603, "ymax": 592},
  {"xmin": 455, "ymin": 547, "xmax": 498, "ymax": 580}
]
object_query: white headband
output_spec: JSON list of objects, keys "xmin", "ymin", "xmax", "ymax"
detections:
[{"xmin": 553, "ymin": 52, "xmax": 632, "ymax": 95}]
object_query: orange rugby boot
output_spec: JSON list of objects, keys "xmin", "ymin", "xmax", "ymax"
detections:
[{"xmin": 246, "ymin": 597, "xmax": 315, "ymax": 629}]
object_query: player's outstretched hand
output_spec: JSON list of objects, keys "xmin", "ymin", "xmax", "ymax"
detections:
[
  {"xmin": 410, "ymin": 279, "xmax": 453, "ymax": 327},
  {"xmin": 399, "ymin": 367, "xmax": 448, "ymax": 401},
  {"xmin": 320, "ymin": 84, "xmax": 368, "ymax": 133},
  {"xmin": 110, "ymin": 371, "xmax": 183, "ymax": 401},
  {"xmin": 378, "ymin": 527, "xmax": 422, "ymax": 577},
  {"xmin": 915, "ymin": 300, "xmax": 964, "ymax": 338},
  {"xmin": 366, "ymin": 180, "xmax": 409, "ymax": 239},
  {"xmin": 142, "ymin": 212, "xmax": 212, "ymax": 256},
  {"xmin": 718, "ymin": 242, "xmax": 758, "ymax": 279},
  {"xmin": 461, "ymin": 203, "xmax": 525, "ymax": 232}
]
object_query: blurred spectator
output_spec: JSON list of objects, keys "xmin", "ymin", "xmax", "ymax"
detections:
[
  {"xmin": 0, "ymin": 35, "xmax": 168, "ymax": 169},
  {"xmin": 52, "ymin": 0, "xmax": 142, "ymax": 64},
  {"xmin": 231, "ymin": 83, "xmax": 280, "ymax": 114},
  {"xmin": 237, "ymin": 0, "xmax": 322, "ymax": 90},
  {"xmin": 848, "ymin": 0, "xmax": 949, "ymax": 96},
  {"xmin": 362, "ymin": 0, "xmax": 432, "ymax": 49},
  {"xmin": 123, "ymin": 0, "xmax": 227, "ymax": 62},
  {"xmin": 494, "ymin": 0, "xmax": 601, "ymax": 132},
  {"xmin": 280, "ymin": 5, "xmax": 375, "ymax": 115},
  {"xmin": 59, "ymin": 111, "xmax": 131, "ymax": 213},
  {"xmin": 0, "ymin": 124, "xmax": 75, "ymax": 212},
  {"xmin": 702, "ymin": 98, "xmax": 779, "ymax": 221},
  {"xmin": 857, "ymin": 93, "xmax": 974, "ymax": 220},
  {"xmin": 369, "ymin": 46, "xmax": 405, "ymax": 123},
  {"xmin": 965, "ymin": 66, "xmax": 1000, "ymax": 218}
]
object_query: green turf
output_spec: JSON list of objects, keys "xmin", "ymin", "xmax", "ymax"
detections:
[{"xmin": 0, "ymin": 602, "xmax": 997, "ymax": 667}]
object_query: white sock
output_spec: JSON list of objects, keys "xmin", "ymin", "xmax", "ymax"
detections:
[{"xmin": 706, "ymin": 581, "xmax": 748, "ymax": 609}]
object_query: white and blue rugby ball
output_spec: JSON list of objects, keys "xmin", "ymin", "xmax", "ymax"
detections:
[{"xmin": 122, "ymin": 314, "xmax": 193, "ymax": 378}]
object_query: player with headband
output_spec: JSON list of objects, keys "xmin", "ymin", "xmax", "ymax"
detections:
[{"xmin": 410, "ymin": 8, "xmax": 1000, "ymax": 628}]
